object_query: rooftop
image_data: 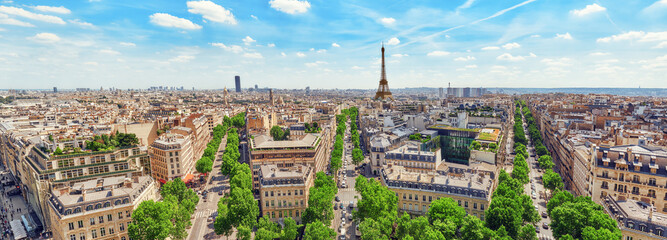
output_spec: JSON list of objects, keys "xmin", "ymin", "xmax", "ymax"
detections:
[{"xmin": 251, "ymin": 134, "xmax": 319, "ymax": 150}]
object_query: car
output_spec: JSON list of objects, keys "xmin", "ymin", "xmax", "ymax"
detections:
[
  {"xmin": 335, "ymin": 196, "xmax": 341, "ymax": 202},
  {"xmin": 341, "ymin": 213, "xmax": 346, "ymax": 219},
  {"xmin": 349, "ymin": 201, "xmax": 355, "ymax": 208},
  {"xmin": 341, "ymin": 219, "xmax": 346, "ymax": 226},
  {"xmin": 541, "ymin": 212, "xmax": 548, "ymax": 218},
  {"xmin": 542, "ymin": 222, "xmax": 549, "ymax": 229},
  {"xmin": 535, "ymin": 225, "xmax": 541, "ymax": 233},
  {"xmin": 342, "ymin": 183, "xmax": 347, "ymax": 188},
  {"xmin": 207, "ymin": 216, "xmax": 214, "ymax": 222},
  {"xmin": 534, "ymin": 206, "xmax": 539, "ymax": 212},
  {"xmin": 532, "ymin": 194, "xmax": 536, "ymax": 199},
  {"xmin": 348, "ymin": 214, "xmax": 353, "ymax": 221},
  {"xmin": 334, "ymin": 204, "xmax": 338, "ymax": 210},
  {"xmin": 218, "ymin": 191, "xmax": 223, "ymax": 196},
  {"xmin": 339, "ymin": 235, "xmax": 347, "ymax": 240},
  {"xmin": 340, "ymin": 203, "xmax": 344, "ymax": 209}
]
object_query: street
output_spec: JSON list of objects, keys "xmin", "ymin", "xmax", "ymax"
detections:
[
  {"xmin": 334, "ymin": 119, "xmax": 362, "ymax": 239},
  {"xmin": 187, "ymin": 135, "xmax": 234, "ymax": 240}
]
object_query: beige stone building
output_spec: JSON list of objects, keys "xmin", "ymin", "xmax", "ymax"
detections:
[
  {"xmin": 47, "ymin": 175, "xmax": 159, "ymax": 240},
  {"xmin": 601, "ymin": 195, "xmax": 666, "ymax": 239},
  {"xmin": 249, "ymin": 134, "xmax": 329, "ymax": 191},
  {"xmin": 381, "ymin": 163, "xmax": 495, "ymax": 220},
  {"xmin": 591, "ymin": 145, "xmax": 667, "ymax": 214},
  {"xmin": 258, "ymin": 164, "xmax": 313, "ymax": 224},
  {"xmin": 149, "ymin": 133, "xmax": 194, "ymax": 182},
  {"xmin": 384, "ymin": 142, "xmax": 439, "ymax": 173}
]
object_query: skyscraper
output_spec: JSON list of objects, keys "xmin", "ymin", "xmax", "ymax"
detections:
[
  {"xmin": 53, "ymin": 87, "xmax": 57, "ymax": 93},
  {"xmin": 235, "ymin": 76, "xmax": 241, "ymax": 93},
  {"xmin": 374, "ymin": 43, "xmax": 393, "ymax": 100}
]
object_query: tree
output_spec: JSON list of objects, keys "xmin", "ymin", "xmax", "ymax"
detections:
[
  {"xmin": 256, "ymin": 228, "xmax": 279, "ymax": 240},
  {"xmin": 427, "ymin": 197, "xmax": 466, "ymax": 226},
  {"xmin": 213, "ymin": 200, "xmax": 233, "ymax": 237},
  {"xmin": 543, "ymin": 169, "xmax": 564, "ymax": 191},
  {"xmin": 485, "ymin": 196, "xmax": 522, "ymax": 238},
  {"xmin": 538, "ymin": 155, "xmax": 555, "ymax": 170},
  {"xmin": 303, "ymin": 220, "xmax": 336, "ymax": 240},
  {"xmin": 460, "ymin": 215, "xmax": 496, "ymax": 240},
  {"xmin": 237, "ymin": 225, "xmax": 251, "ymax": 240},
  {"xmin": 471, "ymin": 140, "xmax": 482, "ymax": 150},
  {"xmin": 195, "ymin": 157, "xmax": 213, "ymax": 174},
  {"xmin": 359, "ymin": 218, "xmax": 391, "ymax": 240},
  {"xmin": 354, "ymin": 175, "xmax": 398, "ymax": 222},
  {"xmin": 535, "ymin": 145, "xmax": 548, "ymax": 157},
  {"xmin": 128, "ymin": 200, "xmax": 173, "ymax": 240},
  {"xmin": 226, "ymin": 183, "xmax": 259, "ymax": 228},
  {"xmin": 281, "ymin": 217, "xmax": 299, "ymax": 240},
  {"xmin": 547, "ymin": 190, "xmax": 574, "ymax": 214},
  {"xmin": 221, "ymin": 154, "xmax": 237, "ymax": 176},
  {"xmin": 270, "ymin": 126, "xmax": 287, "ymax": 141},
  {"xmin": 54, "ymin": 147, "xmax": 63, "ymax": 155},
  {"xmin": 160, "ymin": 178, "xmax": 199, "ymax": 213},
  {"xmin": 352, "ymin": 148, "xmax": 364, "ymax": 165},
  {"xmin": 489, "ymin": 142, "xmax": 497, "ymax": 150},
  {"xmin": 302, "ymin": 172, "xmax": 337, "ymax": 225},
  {"xmin": 517, "ymin": 224, "xmax": 538, "ymax": 240}
]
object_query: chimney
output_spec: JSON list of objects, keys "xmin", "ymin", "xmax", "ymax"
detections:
[{"xmin": 124, "ymin": 178, "xmax": 132, "ymax": 188}]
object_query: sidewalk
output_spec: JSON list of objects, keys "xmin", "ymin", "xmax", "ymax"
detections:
[{"xmin": 0, "ymin": 166, "xmax": 35, "ymax": 240}]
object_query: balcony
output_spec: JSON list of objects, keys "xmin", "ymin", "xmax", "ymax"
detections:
[
  {"xmin": 601, "ymin": 185, "xmax": 609, "ymax": 189},
  {"xmin": 631, "ymin": 191, "xmax": 640, "ymax": 195}
]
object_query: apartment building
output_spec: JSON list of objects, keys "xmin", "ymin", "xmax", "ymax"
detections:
[
  {"xmin": 249, "ymin": 134, "xmax": 328, "ymax": 191},
  {"xmin": 149, "ymin": 133, "xmax": 194, "ymax": 182},
  {"xmin": 601, "ymin": 195, "xmax": 667, "ymax": 240},
  {"xmin": 258, "ymin": 164, "xmax": 313, "ymax": 224},
  {"xmin": 591, "ymin": 145, "xmax": 667, "ymax": 214},
  {"xmin": 183, "ymin": 114, "xmax": 211, "ymax": 161},
  {"xmin": 47, "ymin": 176, "xmax": 159, "ymax": 240},
  {"xmin": 384, "ymin": 143, "xmax": 439, "ymax": 173},
  {"xmin": 381, "ymin": 163, "xmax": 495, "ymax": 220}
]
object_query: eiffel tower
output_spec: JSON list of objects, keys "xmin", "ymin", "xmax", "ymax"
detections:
[{"xmin": 374, "ymin": 43, "xmax": 393, "ymax": 100}]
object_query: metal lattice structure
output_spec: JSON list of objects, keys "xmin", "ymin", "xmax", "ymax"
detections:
[{"xmin": 374, "ymin": 44, "xmax": 393, "ymax": 100}]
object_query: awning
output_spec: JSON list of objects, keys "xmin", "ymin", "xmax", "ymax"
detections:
[
  {"xmin": 182, "ymin": 174, "xmax": 195, "ymax": 183},
  {"xmin": 10, "ymin": 219, "xmax": 27, "ymax": 239},
  {"xmin": 158, "ymin": 179, "xmax": 167, "ymax": 184}
]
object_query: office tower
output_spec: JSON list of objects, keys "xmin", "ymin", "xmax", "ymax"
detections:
[
  {"xmin": 235, "ymin": 76, "xmax": 241, "ymax": 93},
  {"xmin": 53, "ymin": 87, "xmax": 57, "ymax": 93}
]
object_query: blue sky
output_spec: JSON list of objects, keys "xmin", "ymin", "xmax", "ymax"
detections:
[{"xmin": 1, "ymin": 0, "xmax": 666, "ymax": 89}]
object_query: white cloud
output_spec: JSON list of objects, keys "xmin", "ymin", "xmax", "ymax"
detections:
[
  {"xmin": 99, "ymin": 49, "xmax": 120, "ymax": 55},
  {"xmin": 0, "ymin": 14, "xmax": 35, "ymax": 27},
  {"xmin": 502, "ymin": 42, "xmax": 521, "ymax": 49},
  {"xmin": 465, "ymin": 64, "xmax": 478, "ymax": 69},
  {"xmin": 655, "ymin": 41, "xmax": 667, "ymax": 49},
  {"xmin": 590, "ymin": 52, "xmax": 610, "ymax": 56},
  {"xmin": 243, "ymin": 52, "xmax": 263, "ymax": 59},
  {"xmin": 267, "ymin": 43, "xmax": 275, "ymax": 47},
  {"xmin": 69, "ymin": 19, "xmax": 94, "ymax": 28},
  {"xmin": 242, "ymin": 36, "xmax": 256, "ymax": 46},
  {"xmin": 597, "ymin": 31, "xmax": 667, "ymax": 43},
  {"xmin": 529, "ymin": 53, "xmax": 537, "ymax": 57},
  {"xmin": 269, "ymin": 0, "xmax": 311, "ymax": 14},
  {"xmin": 332, "ymin": 43, "xmax": 340, "ymax": 48},
  {"xmin": 211, "ymin": 43, "xmax": 244, "ymax": 53},
  {"xmin": 33, "ymin": 5, "xmax": 70, "ymax": 14},
  {"xmin": 380, "ymin": 17, "xmax": 395, "ymax": 26},
  {"xmin": 187, "ymin": 1, "xmax": 237, "ymax": 25},
  {"xmin": 427, "ymin": 51, "xmax": 450, "ymax": 57},
  {"xmin": 305, "ymin": 61, "xmax": 327, "ymax": 67},
  {"xmin": 120, "ymin": 42, "xmax": 136, "ymax": 47},
  {"xmin": 250, "ymin": 15, "xmax": 258, "ymax": 20},
  {"xmin": 351, "ymin": 66, "xmax": 364, "ymax": 70},
  {"xmin": 296, "ymin": 52, "xmax": 306, "ymax": 57},
  {"xmin": 316, "ymin": 49, "xmax": 326, "ymax": 53},
  {"xmin": 281, "ymin": 52, "xmax": 286, "ymax": 57},
  {"xmin": 457, "ymin": 0, "xmax": 476, "ymax": 10},
  {"xmin": 83, "ymin": 61, "xmax": 98, "ymax": 66},
  {"xmin": 555, "ymin": 32, "xmax": 573, "ymax": 40},
  {"xmin": 169, "ymin": 55, "xmax": 195, "ymax": 63},
  {"xmin": 541, "ymin": 58, "xmax": 572, "ymax": 67},
  {"xmin": 391, "ymin": 54, "xmax": 408, "ymax": 58},
  {"xmin": 570, "ymin": 3, "xmax": 606, "ymax": 17},
  {"xmin": 149, "ymin": 13, "xmax": 201, "ymax": 30},
  {"xmin": 27, "ymin": 32, "xmax": 60, "ymax": 43},
  {"xmin": 530, "ymin": 34, "xmax": 541, "ymax": 38},
  {"xmin": 496, "ymin": 53, "xmax": 525, "ymax": 61},
  {"xmin": 309, "ymin": 48, "xmax": 315, "ymax": 51},
  {"xmin": 0, "ymin": 6, "xmax": 65, "ymax": 24},
  {"xmin": 387, "ymin": 37, "xmax": 400, "ymax": 45},
  {"xmin": 454, "ymin": 56, "xmax": 476, "ymax": 61},
  {"xmin": 639, "ymin": 54, "xmax": 667, "ymax": 70},
  {"xmin": 481, "ymin": 46, "xmax": 500, "ymax": 51}
]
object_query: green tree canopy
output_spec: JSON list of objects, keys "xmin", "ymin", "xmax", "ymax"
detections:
[
  {"xmin": 128, "ymin": 200, "xmax": 173, "ymax": 240},
  {"xmin": 303, "ymin": 220, "xmax": 336, "ymax": 240}
]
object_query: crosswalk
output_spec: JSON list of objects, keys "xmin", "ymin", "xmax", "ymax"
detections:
[
  {"xmin": 537, "ymin": 233, "xmax": 553, "ymax": 240},
  {"xmin": 339, "ymin": 188, "xmax": 355, "ymax": 192},
  {"xmin": 193, "ymin": 209, "xmax": 216, "ymax": 218}
]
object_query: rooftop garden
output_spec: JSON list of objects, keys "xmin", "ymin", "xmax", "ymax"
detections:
[
  {"xmin": 470, "ymin": 140, "xmax": 498, "ymax": 153},
  {"xmin": 52, "ymin": 132, "xmax": 139, "ymax": 156},
  {"xmin": 304, "ymin": 122, "xmax": 321, "ymax": 133}
]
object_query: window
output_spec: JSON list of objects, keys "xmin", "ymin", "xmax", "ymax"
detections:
[
  {"xmin": 428, "ymin": 196, "xmax": 432, "ymax": 202},
  {"xmin": 91, "ymin": 230, "xmax": 97, "ymax": 239},
  {"xmin": 118, "ymin": 212, "xmax": 123, "ymax": 219},
  {"xmin": 265, "ymin": 192, "xmax": 268, "ymax": 197},
  {"xmin": 69, "ymin": 222, "xmax": 75, "ymax": 230},
  {"xmin": 409, "ymin": 194, "xmax": 412, "ymax": 200},
  {"xmin": 90, "ymin": 218, "xmax": 96, "ymax": 225},
  {"xmin": 120, "ymin": 223, "xmax": 125, "ymax": 231},
  {"xmin": 70, "ymin": 234, "xmax": 76, "ymax": 240},
  {"xmin": 266, "ymin": 201, "xmax": 269, "ymax": 207},
  {"xmin": 423, "ymin": 195, "xmax": 426, "ymax": 201},
  {"xmin": 107, "ymin": 214, "xmax": 113, "ymax": 222},
  {"xmin": 458, "ymin": 200, "xmax": 461, "ymax": 206},
  {"xmin": 126, "ymin": 210, "xmax": 131, "ymax": 218},
  {"xmin": 474, "ymin": 203, "xmax": 478, "ymax": 209},
  {"xmin": 465, "ymin": 201, "xmax": 468, "ymax": 208},
  {"xmin": 300, "ymin": 190, "xmax": 304, "ymax": 195},
  {"xmin": 79, "ymin": 233, "xmax": 86, "ymax": 240},
  {"xmin": 481, "ymin": 204, "xmax": 485, "ymax": 210},
  {"xmin": 99, "ymin": 216, "xmax": 104, "ymax": 223},
  {"xmin": 121, "ymin": 237, "xmax": 126, "ymax": 240},
  {"xmin": 271, "ymin": 191, "xmax": 274, "ymax": 197},
  {"xmin": 422, "ymin": 205, "xmax": 426, "ymax": 212},
  {"xmin": 403, "ymin": 203, "xmax": 406, "ymax": 210},
  {"xmin": 403, "ymin": 194, "xmax": 406, "ymax": 200},
  {"xmin": 78, "ymin": 220, "xmax": 84, "ymax": 228},
  {"xmin": 109, "ymin": 227, "xmax": 115, "ymax": 234},
  {"xmin": 100, "ymin": 228, "xmax": 106, "ymax": 237}
]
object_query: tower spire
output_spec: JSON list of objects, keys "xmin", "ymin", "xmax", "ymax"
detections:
[{"xmin": 374, "ymin": 43, "xmax": 393, "ymax": 100}]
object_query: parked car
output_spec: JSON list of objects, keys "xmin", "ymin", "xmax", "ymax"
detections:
[
  {"xmin": 535, "ymin": 225, "xmax": 541, "ymax": 233},
  {"xmin": 218, "ymin": 190, "xmax": 223, "ymax": 196},
  {"xmin": 349, "ymin": 201, "xmax": 355, "ymax": 209},
  {"xmin": 334, "ymin": 204, "xmax": 338, "ymax": 210},
  {"xmin": 542, "ymin": 222, "xmax": 549, "ymax": 229},
  {"xmin": 541, "ymin": 212, "xmax": 548, "ymax": 218},
  {"xmin": 207, "ymin": 216, "xmax": 214, "ymax": 222},
  {"xmin": 335, "ymin": 196, "xmax": 341, "ymax": 202}
]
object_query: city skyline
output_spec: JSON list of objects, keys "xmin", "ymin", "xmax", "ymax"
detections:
[{"xmin": 1, "ymin": 0, "xmax": 666, "ymax": 89}]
